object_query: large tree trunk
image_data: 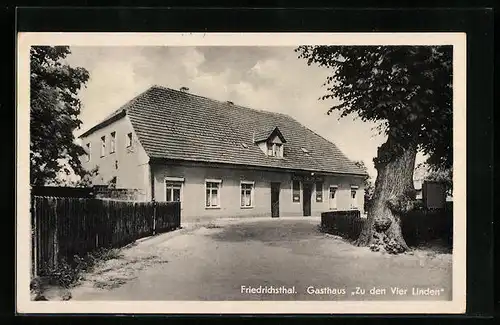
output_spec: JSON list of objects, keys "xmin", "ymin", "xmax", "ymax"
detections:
[{"xmin": 356, "ymin": 136, "xmax": 417, "ymax": 254}]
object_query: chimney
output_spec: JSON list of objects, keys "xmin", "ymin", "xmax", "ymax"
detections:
[{"xmin": 180, "ymin": 86, "xmax": 189, "ymax": 93}]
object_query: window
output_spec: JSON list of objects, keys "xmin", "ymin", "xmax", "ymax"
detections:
[
  {"xmin": 166, "ymin": 181, "xmax": 182, "ymax": 202},
  {"xmin": 266, "ymin": 142, "xmax": 283, "ymax": 158},
  {"xmin": 278, "ymin": 144, "xmax": 284, "ymax": 157},
  {"xmin": 351, "ymin": 186, "xmax": 359, "ymax": 209},
  {"xmin": 110, "ymin": 131, "xmax": 116, "ymax": 153},
  {"xmin": 315, "ymin": 182, "xmax": 323, "ymax": 202},
  {"xmin": 100, "ymin": 136, "xmax": 106, "ymax": 157},
  {"xmin": 267, "ymin": 143, "xmax": 273, "ymax": 156},
  {"xmin": 126, "ymin": 132, "xmax": 133, "ymax": 148},
  {"xmin": 292, "ymin": 180, "xmax": 300, "ymax": 202},
  {"xmin": 206, "ymin": 180, "xmax": 222, "ymax": 208},
  {"xmin": 85, "ymin": 142, "xmax": 91, "ymax": 162},
  {"xmin": 329, "ymin": 186, "xmax": 338, "ymax": 210},
  {"xmin": 240, "ymin": 181, "xmax": 254, "ymax": 208}
]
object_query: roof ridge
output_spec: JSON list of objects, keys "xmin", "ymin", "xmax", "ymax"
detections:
[{"xmin": 151, "ymin": 84, "xmax": 291, "ymax": 119}]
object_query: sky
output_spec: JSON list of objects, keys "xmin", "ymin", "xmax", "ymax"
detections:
[{"xmin": 65, "ymin": 46, "xmax": 425, "ymax": 180}]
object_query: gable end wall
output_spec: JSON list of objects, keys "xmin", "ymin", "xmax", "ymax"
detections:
[{"xmin": 79, "ymin": 115, "xmax": 151, "ymax": 200}]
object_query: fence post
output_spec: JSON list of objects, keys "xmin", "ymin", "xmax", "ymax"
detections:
[
  {"xmin": 51, "ymin": 198, "xmax": 59, "ymax": 270},
  {"xmin": 31, "ymin": 195, "xmax": 37, "ymax": 278},
  {"xmin": 91, "ymin": 199, "xmax": 99, "ymax": 249},
  {"xmin": 177, "ymin": 202, "xmax": 181, "ymax": 229},
  {"xmin": 152, "ymin": 199, "xmax": 157, "ymax": 235}
]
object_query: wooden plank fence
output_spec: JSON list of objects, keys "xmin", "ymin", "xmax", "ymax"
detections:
[{"xmin": 31, "ymin": 196, "xmax": 181, "ymax": 277}]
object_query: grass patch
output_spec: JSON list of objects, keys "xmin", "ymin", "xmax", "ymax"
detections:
[
  {"xmin": 155, "ymin": 260, "xmax": 169, "ymax": 264},
  {"xmin": 204, "ymin": 222, "xmax": 223, "ymax": 229},
  {"xmin": 93, "ymin": 278, "xmax": 129, "ymax": 290}
]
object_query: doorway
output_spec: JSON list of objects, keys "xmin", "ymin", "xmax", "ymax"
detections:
[
  {"xmin": 302, "ymin": 182, "xmax": 312, "ymax": 216},
  {"xmin": 270, "ymin": 182, "xmax": 280, "ymax": 218}
]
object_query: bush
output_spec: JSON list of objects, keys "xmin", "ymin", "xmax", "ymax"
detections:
[
  {"xmin": 38, "ymin": 247, "xmax": 123, "ymax": 288},
  {"xmin": 401, "ymin": 207, "xmax": 453, "ymax": 248},
  {"xmin": 320, "ymin": 210, "xmax": 364, "ymax": 241},
  {"xmin": 320, "ymin": 207, "xmax": 453, "ymax": 249},
  {"xmin": 38, "ymin": 258, "xmax": 79, "ymax": 288}
]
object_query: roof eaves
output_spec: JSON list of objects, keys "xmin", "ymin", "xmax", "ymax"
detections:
[
  {"xmin": 148, "ymin": 156, "xmax": 369, "ymax": 177},
  {"xmin": 78, "ymin": 109, "xmax": 126, "ymax": 138},
  {"xmin": 78, "ymin": 85, "xmax": 158, "ymax": 138}
]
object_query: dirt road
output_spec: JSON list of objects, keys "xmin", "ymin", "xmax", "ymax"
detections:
[{"xmin": 70, "ymin": 217, "xmax": 452, "ymax": 301}]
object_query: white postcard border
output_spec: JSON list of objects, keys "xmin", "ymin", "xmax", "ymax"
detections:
[{"xmin": 16, "ymin": 32, "xmax": 467, "ymax": 314}]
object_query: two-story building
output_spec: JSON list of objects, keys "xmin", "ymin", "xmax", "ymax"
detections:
[{"xmin": 78, "ymin": 85, "xmax": 368, "ymax": 221}]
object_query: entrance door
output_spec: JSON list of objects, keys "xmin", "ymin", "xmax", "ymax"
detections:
[
  {"xmin": 270, "ymin": 182, "xmax": 280, "ymax": 218},
  {"xmin": 303, "ymin": 182, "xmax": 312, "ymax": 216},
  {"xmin": 329, "ymin": 186, "xmax": 338, "ymax": 210}
]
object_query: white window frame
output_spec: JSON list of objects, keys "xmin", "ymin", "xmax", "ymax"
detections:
[
  {"xmin": 329, "ymin": 185, "xmax": 338, "ymax": 210},
  {"xmin": 350, "ymin": 185, "xmax": 359, "ymax": 209},
  {"xmin": 273, "ymin": 143, "xmax": 283, "ymax": 158},
  {"xmin": 85, "ymin": 142, "xmax": 91, "ymax": 162},
  {"xmin": 266, "ymin": 142, "xmax": 283, "ymax": 158},
  {"xmin": 240, "ymin": 181, "xmax": 255, "ymax": 209},
  {"xmin": 205, "ymin": 179, "xmax": 222, "ymax": 209},
  {"xmin": 267, "ymin": 142, "xmax": 273, "ymax": 156},
  {"xmin": 314, "ymin": 181, "xmax": 324, "ymax": 203},
  {"xmin": 110, "ymin": 131, "xmax": 116, "ymax": 154},
  {"xmin": 164, "ymin": 177, "xmax": 185, "ymax": 203},
  {"xmin": 291, "ymin": 180, "xmax": 301, "ymax": 203},
  {"xmin": 126, "ymin": 132, "xmax": 133, "ymax": 148},
  {"xmin": 100, "ymin": 135, "xmax": 106, "ymax": 157}
]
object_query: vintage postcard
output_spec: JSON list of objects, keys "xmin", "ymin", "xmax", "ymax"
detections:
[{"xmin": 17, "ymin": 32, "xmax": 466, "ymax": 314}]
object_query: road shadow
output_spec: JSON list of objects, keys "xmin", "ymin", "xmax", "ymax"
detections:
[
  {"xmin": 208, "ymin": 219, "xmax": 325, "ymax": 243},
  {"xmin": 411, "ymin": 238, "xmax": 453, "ymax": 255}
]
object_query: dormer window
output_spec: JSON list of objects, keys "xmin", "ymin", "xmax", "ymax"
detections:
[{"xmin": 255, "ymin": 126, "xmax": 286, "ymax": 159}]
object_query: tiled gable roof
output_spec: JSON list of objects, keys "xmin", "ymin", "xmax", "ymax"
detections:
[{"xmin": 91, "ymin": 85, "xmax": 367, "ymax": 176}]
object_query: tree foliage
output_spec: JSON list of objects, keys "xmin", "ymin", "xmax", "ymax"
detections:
[
  {"xmin": 30, "ymin": 46, "xmax": 90, "ymax": 186},
  {"xmin": 295, "ymin": 46, "xmax": 452, "ymax": 171},
  {"xmin": 296, "ymin": 46, "xmax": 453, "ymax": 253},
  {"xmin": 424, "ymin": 165, "xmax": 453, "ymax": 196}
]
